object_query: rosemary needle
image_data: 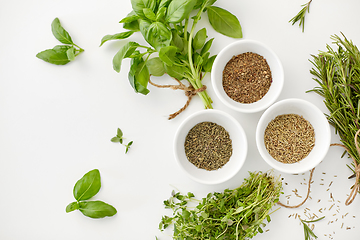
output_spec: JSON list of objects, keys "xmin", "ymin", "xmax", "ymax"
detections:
[
  {"xmin": 289, "ymin": 0, "xmax": 312, "ymax": 32},
  {"xmin": 299, "ymin": 216, "xmax": 325, "ymax": 240}
]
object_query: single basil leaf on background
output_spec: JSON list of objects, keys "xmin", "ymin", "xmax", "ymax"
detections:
[
  {"xmin": 131, "ymin": 0, "xmax": 156, "ymax": 19},
  {"xmin": 206, "ymin": 6, "xmax": 242, "ymax": 38},
  {"xmin": 164, "ymin": 64, "xmax": 187, "ymax": 80},
  {"xmin": 73, "ymin": 169, "xmax": 101, "ymax": 201},
  {"xmin": 193, "ymin": 28, "xmax": 207, "ymax": 50},
  {"xmin": 128, "ymin": 57, "xmax": 150, "ymax": 95},
  {"xmin": 51, "ymin": 18, "xmax": 74, "ymax": 45},
  {"xmin": 202, "ymin": 54, "xmax": 216, "ymax": 72},
  {"xmin": 159, "ymin": 46, "xmax": 178, "ymax": 66},
  {"xmin": 146, "ymin": 22, "xmax": 172, "ymax": 51},
  {"xmin": 78, "ymin": 201, "xmax": 117, "ymax": 219},
  {"xmin": 66, "ymin": 47, "xmax": 75, "ymax": 61},
  {"xmin": 146, "ymin": 57, "xmax": 165, "ymax": 76},
  {"xmin": 36, "ymin": 45, "xmax": 72, "ymax": 65},
  {"xmin": 100, "ymin": 31, "xmax": 135, "ymax": 47},
  {"xmin": 143, "ymin": 8, "xmax": 156, "ymax": 21},
  {"xmin": 200, "ymin": 38, "xmax": 214, "ymax": 56},
  {"xmin": 113, "ymin": 42, "xmax": 139, "ymax": 73},
  {"xmin": 165, "ymin": 0, "xmax": 197, "ymax": 23},
  {"xmin": 66, "ymin": 201, "xmax": 79, "ymax": 213}
]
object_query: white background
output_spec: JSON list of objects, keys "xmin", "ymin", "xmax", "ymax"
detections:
[{"xmin": 1, "ymin": 0, "xmax": 359, "ymax": 239}]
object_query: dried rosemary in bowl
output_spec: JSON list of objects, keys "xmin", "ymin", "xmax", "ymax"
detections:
[
  {"xmin": 222, "ymin": 52, "xmax": 272, "ymax": 103},
  {"xmin": 184, "ymin": 121, "xmax": 232, "ymax": 171},
  {"xmin": 264, "ymin": 114, "xmax": 315, "ymax": 163}
]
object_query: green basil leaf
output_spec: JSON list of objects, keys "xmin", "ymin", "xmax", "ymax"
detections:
[
  {"xmin": 156, "ymin": 7, "xmax": 167, "ymax": 21},
  {"xmin": 100, "ymin": 31, "xmax": 135, "ymax": 47},
  {"xmin": 194, "ymin": 52, "xmax": 203, "ymax": 66},
  {"xmin": 193, "ymin": 28, "xmax": 207, "ymax": 50},
  {"xmin": 143, "ymin": 8, "xmax": 156, "ymax": 21},
  {"xmin": 159, "ymin": 46, "xmax": 178, "ymax": 66},
  {"xmin": 165, "ymin": 0, "xmax": 196, "ymax": 23},
  {"xmin": 202, "ymin": 54, "xmax": 216, "ymax": 72},
  {"xmin": 73, "ymin": 169, "xmax": 101, "ymax": 201},
  {"xmin": 66, "ymin": 201, "xmax": 79, "ymax": 213},
  {"xmin": 146, "ymin": 22, "xmax": 172, "ymax": 51},
  {"xmin": 122, "ymin": 11, "xmax": 140, "ymax": 31},
  {"xmin": 113, "ymin": 42, "xmax": 139, "ymax": 73},
  {"xmin": 139, "ymin": 19, "xmax": 151, "ymax": 41},
  {"xmin": 207, "ymin": 6, "xmax": 242, "ymax": 38},
  {"xmin": 36, "ymin": 45, "xmax": 72, "ymax": 65},
  {"xmin": 159, "ymin": 0, "xmax": 171, "ymax": 9},
  {"xmin": 66, "ymin": 47, "xmax": 75, "ymax": 61},
  {"xmin": 51, "ymin": 18, "xmax": 73, "ymax": 45},
  {"xmin": 146, "ymin": 57, "xmax": 165, "ymax": 76},
  {"xmin": 200, "ymin": 38, "xmax": 214, "ymax": 56},
  {"xmin": 79, "ymin": 201, "xmax": 117, "ymax": 219},
  {"xmin": 171, "ymin": 29, "xmax": 184, "ymax": 51},
  {"xmin": 128, "ymin": 57, "xmax": 150, "ymax": 95},
  {"xmin": 131, "ymin": 0, "xmax": 156, "ymax": 18},
  {"xmin": 165, "ymin": 64, "xmax": 187, "ymax": 80}
]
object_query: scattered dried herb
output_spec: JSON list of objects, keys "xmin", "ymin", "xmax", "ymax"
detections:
[
  {"xmin": 264, "ymin": 114, "xmax": 315, "ymax": 164},
  {"xmin": 307, "ymin": 33, "xmax": 360, "ymax": 205},
  {"xmin": 184, "ymin": 121, "xmax": 232, "ymax": 171},
  {"xmin": 159, "ymin": 171, "xmax": 282, "ymax": 240},
  {"xmin": 223, "ymin": 52, "xmax": 272, "ymax": 104}
]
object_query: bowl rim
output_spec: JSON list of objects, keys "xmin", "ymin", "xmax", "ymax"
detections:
[
  {"xmin": 173, "ymin": 109, "xmax": 248, "ymax": 184},
  {"xmin": 255, "ymin": 98, "xmax": 331, "ymax": 174},
  {"xmin": 211, "ymin": 39, "xmax": 284, "ymax": 113}
]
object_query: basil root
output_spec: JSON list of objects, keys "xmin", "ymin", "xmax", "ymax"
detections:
[
  {"xmin": 101, "ymin": 0, "xmax": 242, "ymax": 119},
  {"xmin": 66, "ymin": 169, "xmax": 117, "ymax": 218},
  {"xmin": 159, "ymin": 171, "xmax": 282, "ymax": 239}
]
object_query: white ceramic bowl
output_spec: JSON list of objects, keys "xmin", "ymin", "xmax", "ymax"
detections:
[
  {"xmin": 255, "ymin": 98, "xmax": 331, "ymax": 174},
  {"xmin": 174, "ymin": 109, "xmax": 248, "ymax": 184},
  {"xmin": 211, "ymin": 39, "xmax": 284, "ymax": 113}
]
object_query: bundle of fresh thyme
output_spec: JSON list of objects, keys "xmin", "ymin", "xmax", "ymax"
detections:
[
  {"xmin": 308, "ymin": 33, "xmax": 360, "ymax": 205},
  {"xmin": 159, "ymin": 171, "xmax": 282, "ymax": 239}
]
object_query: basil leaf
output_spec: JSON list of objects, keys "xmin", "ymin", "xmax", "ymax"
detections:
[
  {"xmin": 66, "ymin": 201, "xmax": 79, "ymax": 213},
  {"xmin": 139, "ymin": 19, "xmax": 151, "ymax": 41},
  {"xmin": 207, "ymin": 6, "xmax": 242, "ymax": 38},
  {"xmin": 66, "ymin": 47, "xmax": 75, "ymax": 61},
  {"xmin": 202, "ymin": 54, "xmax": 216, "ymax": 72},
  {"xmin": 156, "ymin": 7, "xmax": 167, "ymax": 21},
  {"xmin": 113, "ymin": 42, "xmax": 139, "ymax": 73},
  {"xmin": 159, "ymin": 0, "xmax": 171, "ymax": 9},
  {"xmin": 166, "ymin": 0, "xmax": 196, "ymax": 23},
  {"xmin": 128, "ymin": 57, "xmax": 150, "ymax": 95},
  {"xmin": 119, "ymin": 12, "xmax": 140, "ymax": 23},
  {"xmin": 73, "ymin": 169, "xmax": 101, "ymax": 201},
  {"xmin": 171, "ymin": 29, "xmax": 184, "ymax": 51},
  {"xmin": 159, "ymin": 46, "xmax": 178, "ymax": 66},
  {"xmin": 51, "ymin": 18, "xmax": 73, "ymax": 45},
  {"xmin": 194, "ymin": 52, "xmax": 203, "ymax": 67},
  {"xmin": 146, "ymin": 57, "xmax": 165, "ymax": 76},
  {"xmin": 131, "ymin": 0, "xmax": 156, "ymax": 19},
  {"xmin": 193, "ymin": 28, "xmax": 207, "ymax": 50},
  {"xmin": 36, "ymin": 45, "xmax": 71, "ymax": 65},
  {"xmin": 143, "ymin": 8, "xmax": 156, "ymax": 21},
  {"xmin": 146, "ymin": 22, "xmax": 172, "ymax": 51},
  {"xmin": 200, "ymin": 38, "xmax": 214, "ymax": 56},
  {"xmin": 100, "ymin": 31, "xmax": 135, "ymax": 46},
  {"xmin": 79, "ymin": 201, "xmax": 117, "ymax": 219},
  {"xmin": 122, "ymin": 11, "xmax": 140, "ymax": 31},
  {"xmin": 165, "ymin": 64, "xmax": 187, "ymax": 80}
]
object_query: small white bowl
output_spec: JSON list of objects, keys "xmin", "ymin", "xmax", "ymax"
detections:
[
  {"xmin": 211, "ymin": 39, "xmax": 284, "ymax": 113},
  {"xmin": 255, "ymin": 98, "xmax": 331, "ymax": 174},
  {"xmin": 174, "ymin": 109, "xmax": 248, "ymax": 184}
]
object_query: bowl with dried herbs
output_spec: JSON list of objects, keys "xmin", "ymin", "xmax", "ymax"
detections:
[
  {"xmin": 255, "ymin": 98, "xmax": 331, "ymax": 174},
  {"xmin": 211, "ymin": 39, "xmax": 284, "ymax": 113},
  {"xmin": 174, "ymin": 109, "xmax": 247, "ymax": 184}
]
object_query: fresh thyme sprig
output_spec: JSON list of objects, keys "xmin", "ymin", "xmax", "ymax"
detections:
[
  {"xmin": 289, "ymin": 0, "xmax": 312, "ymax": 32},
  {"xmin": 299, "ymin": 216, "xmax": 325, "ymax": 240}
]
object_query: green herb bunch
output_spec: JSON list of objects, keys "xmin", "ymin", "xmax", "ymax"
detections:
[
  {"xmin": 308, "ymin": 33, "xmax": 360, "ymax": 204},
  {"xmin": 66, "ymin": 169, "xmax": 117, "ymax": 218},
  {"xmin": 37, "ymin": 18, "xmax": 84, "ymax": 65},
  {"xmin": 101, "ymin": 0, "xmax": 242, "ymax": 119},
  {"xmin": 159, "ymin": 171, "xmax": 282, "ymax": 239}
]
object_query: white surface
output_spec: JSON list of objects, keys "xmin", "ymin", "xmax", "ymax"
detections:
[
  {"xmin": 211, "ymin": 39, "xmax": 284, "ymax": 113},
  {"xmin": 1, "ymin": 0, "xmax": 360, "ymax": 239},
  {"xmin": 174, "ymin": 109, "xmax": 247, "ymax": 184},
  {"xmin": 256, "ymin": 98, "xmax": 331, "ymax": 174}
]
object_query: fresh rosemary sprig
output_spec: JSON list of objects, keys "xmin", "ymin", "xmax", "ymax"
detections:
[
  {"xmin": 299, "ymin": 216, "xmax": 325, "ymax": 240},
  {"xmin": 289, "ymin": 0, "xmax": 312, "ymax": 32}
]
